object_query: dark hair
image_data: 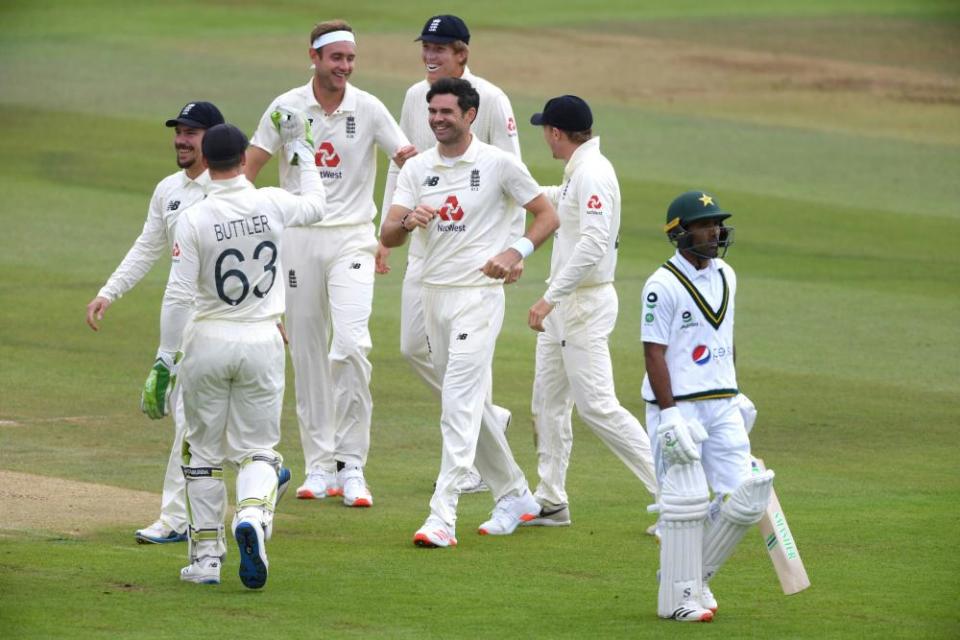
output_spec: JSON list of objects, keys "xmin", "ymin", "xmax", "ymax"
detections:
[{"xmin": 426, "ymin": 77, "xmax": 479, "ymax": 115}]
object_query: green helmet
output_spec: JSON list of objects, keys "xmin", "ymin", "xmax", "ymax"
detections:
[
  {"xmin": 664, "ymin": 190, "xmax": 735, "ymax": 258},
  {"xmin": 664, "ymin": 190, "xmax": 731, "ymax": 234}
]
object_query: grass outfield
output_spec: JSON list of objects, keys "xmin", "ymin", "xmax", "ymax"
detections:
[{"xmin": 1, "ymin": 1, "xmax": 959, "ymax": 638}]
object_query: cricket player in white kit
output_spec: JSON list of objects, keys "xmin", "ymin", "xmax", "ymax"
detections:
[
  {"xmin": 382, "ymin": 78, "xmax": 559, "ymax": 548},
  {"xmin": 641, "ymin": 190, "xmax": 774, "ymax": 621},
  {"xmin": 245, "ymin": 20, "xmax": 415, "ymax": 507},
  {"xmin": 378, "ymin": 14, "xmax": 522, "ymax": 493},
  {"xmin": 86, "ymin": 102, "xmax": 226, "ymax": 545},
  {"xmin": 522, "ymin": 96, "xmax": 657, "ymax": 527},
  {"xmin": 142, "ymin": 118, "xmax": 326, "ymax": 589}
]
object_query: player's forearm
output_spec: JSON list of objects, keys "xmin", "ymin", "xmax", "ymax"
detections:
[
  {"xmin": 522, "ymin": 195, "xmax": 560, "ymax": 249},
  {"xmin": 244, "ymin": 145, "xmax": 272, "ymax": 184},
  {"xmin": 158, "ymin": 301, "xmax": 191, "ymax": 354},
  {"xmin": 98, "ymin": 238, "xmax": 167, "ymax": 301},
  {"xmin": 544, "ymin": 235, "xmax": 606, "ymax": 304},
  {"xmin": 644, "ymin": 343, "xmax": 675, "ymax": 409},
  {"xmin": 378, "ymin": 163, "xmax": 400, "ymax": 235},
  {"xmin": 381, "ymin": 206, "xmax": 413, "ymax": 248}
]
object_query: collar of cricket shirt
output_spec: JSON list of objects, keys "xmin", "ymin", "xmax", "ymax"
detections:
[{"xmin": 563, "ymin": 136, "xmax": 601, "ymax": 181}]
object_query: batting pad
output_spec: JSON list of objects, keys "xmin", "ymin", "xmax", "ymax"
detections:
[
  {"xmin": 235, "ymin": 457, "xmax": 281, "ymax": 540},
  {"xmin": 703, "ymin": 469, "xmax": 774, "ymax": 581},
  {"xmin": 183, "ymin": 466, "xmax": 227, "ymax": 561},
  {"xmin": 657, "ymin": 461, "xmax": 710, "ymax": 617}
]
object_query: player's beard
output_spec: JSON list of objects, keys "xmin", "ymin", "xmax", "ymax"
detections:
[{"xmin": 176, "ymin": 146, "xmax": 197, "ymax": 169}]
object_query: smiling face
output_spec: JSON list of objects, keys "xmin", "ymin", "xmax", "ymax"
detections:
[
  {"xmin": 310, "ymin": 41, "xmax": 356, "ymax": 93},
  {"xmin": 173, "ymin": 125, "xmax": 205, "ymax": 172},
  {"xmin": 421, "ymin": 41, "xmax": 466, "ymax": 84},
  {"xmin": 428, "ymin": 92, "xmax": 474, "ymax": 146}
]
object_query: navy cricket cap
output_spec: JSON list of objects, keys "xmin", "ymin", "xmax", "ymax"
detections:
[
  {"xmin": 416, "ymin": 15, "xmax": 470, "ymax": 44},
  {"xmin": 530, "ymin": 95, "xmax": 593, "ymax": 131},
  {"xmin": 165, "ymin": 101, "xmax": 225, "ymax": 129},
  {"xmin": 201, "ymin": 124, "xmax": 248, "ymax": 162}
]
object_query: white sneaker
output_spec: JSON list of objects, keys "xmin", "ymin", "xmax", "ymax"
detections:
[
  {"xmin": 457, "ymin": 468, "xmax": 490, "ymax": 494},
  {"xmin": 136, "ymin": 519, "xmax": 186, "ymax": 544},
  {"xmin": 180, "ymin": 557, "xmax": 221, "ymax": 585},
  {"xmin": 701, "ymin": 583, "xmax": 718, "ymax": 613},
  {"xmin": 295, "ymin": 469, "xmax": 339, "ymax": 500},
  {"xmin": 666, "ymin": 601, "xmax": 714, "ymax": 622},
  {"xmin": 413, "ymin": 517, "xmax": 458, "ymax": 548},
  {"xmin": 234, "ymin": 518, "xmax": 269, "ymax": 589},
  {"xmin": 478, "ymin": 489, "xmax": 539, "ymax": 536},
  {"xmin": 521, "ymin": 501, "xmax": 571, "ymax": 527},
  {"xmin": 338, "ymin": 466, "xmax": 373, "ymax": 507}
]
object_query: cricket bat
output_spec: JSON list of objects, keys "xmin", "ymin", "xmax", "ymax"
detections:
[{"xmin": 753, "ymin": 457, "xmax": 811, "ymax": 595}]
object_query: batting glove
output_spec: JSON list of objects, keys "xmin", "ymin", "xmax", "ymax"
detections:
[
  {"xmin": 141, "ymin": 350, "xmax": 178, "ymax": 420},
  {"xmin": 657, "ymin": 407, "xmax": 708, "ymax": 466},
  {"xmin": 271, "ymin": 106, "xmax": 314, "ymax": 166}
]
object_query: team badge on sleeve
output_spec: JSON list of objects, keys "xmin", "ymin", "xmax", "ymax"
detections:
[
  {"xmin": 506, "ymin": 116, "xmax": 517, "ymax": 136},
  {"xmin": 586, "ymin": 194, "xmax": 604, "ymax": 214},
  {"xmin": 172, "ymin": 242, "xmax": 181, "ymax": 258}
]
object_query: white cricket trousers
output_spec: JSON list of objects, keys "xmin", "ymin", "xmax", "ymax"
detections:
[
  {"xmin": 179, "ymin": 320, "xmax": 285, "ymax": 557},
  {"xmin": 421, "ymin": 285, "xmax": 528, "ymax": 528},
  {"xmin": 284, "ymin": 224, "xmax": 376, "ymax": 473},
  {"xmin": 646, "ymin": 397, "xmax": 752, "ymax": 495},
  {"xmin": 157, "ymin": 384, "xmax": 188, "ymax": 531},
  {"xmin": 401, "ymin": 255, "xmax": 511, "ymax": 432},
  {"xmin": 533, "ymin": 284, "xmax": 658, "ymax": 506}
]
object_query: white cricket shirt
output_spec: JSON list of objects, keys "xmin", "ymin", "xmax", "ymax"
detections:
[
  {"xmin": 250, "ymin": 81, "xmax": 408, "ymax": 227},
  {"xmin": 541, "ymin": 137, "xmax": 620, "ymax": 304},
  {"xmin": 160, "ymin": 166, "xmax": 326, "ymax": 352},
  {"xmin": 640, "ymin": 252, "xmax": 739, "ymax": 403},
  {"xmin": 97, "ymin": 170, "xmax": 210, "ymax": 302},
  {"xmin": 380, "ymin": 66, "xmax": 523, "ymax": 257},
  {"xmin": 392, "ymin": 136, "xmax": 541, "ymax": 288}
]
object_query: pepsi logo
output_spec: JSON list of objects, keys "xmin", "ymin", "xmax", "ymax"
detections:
[{"xmin": 692, "ymin": 345, "xmax": 711, "ymax": 365}]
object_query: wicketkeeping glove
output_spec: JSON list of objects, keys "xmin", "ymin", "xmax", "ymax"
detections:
[
  {"xmin": 657, "ymin": 406, "xmax": 708, "ymax": 466},
  {"xmin": 271, "ymin": 106, "xmax": 315, "ymax": 166},
  {"xmin": 141, "ymin": 350, "xmax": 178, "ymax": 420}
]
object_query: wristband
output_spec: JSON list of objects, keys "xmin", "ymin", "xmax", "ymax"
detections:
[
  {"xmin": 509, "ymin": 237, "xmax": 535, "ymax": 259},
  {"xmin": 400, "ymin": 213, "xmax": 413, "ymax": 232}
]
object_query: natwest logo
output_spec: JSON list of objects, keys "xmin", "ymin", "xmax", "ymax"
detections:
[
  {"xmin": 315, "ymin": 141, "xmax": 341, "ymax": 167},
  {"xmin": 587, "ymin": 194, "xmax": 603, "ymax": 209},
  {"xmin": 437, "ymin": 195, "xmax": 464, "ymax": 221}
]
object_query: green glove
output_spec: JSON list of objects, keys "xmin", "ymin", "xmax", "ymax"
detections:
[
  {"xmin": 271, "ymin": 106, "xmax": 314, "ymax": 165},
  {"xmin": 141, "ymin": 350, "xmax": 178, "ymax": 419}
]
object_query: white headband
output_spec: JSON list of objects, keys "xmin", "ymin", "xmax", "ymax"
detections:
[{"xmin": 312, "ymin": 30, "xmax": 356, "ymax": 50}]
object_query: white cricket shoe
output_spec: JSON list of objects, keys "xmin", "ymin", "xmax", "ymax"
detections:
[
  {"xmin": 180, "ymin": 557, "xmax": 221, "ymax": 585},
  {"xmin": 338, "ymin": 466, "xmax": 373, "ymax": 507},
  {"xmin": 666, "ymin": 601, "xmax": 714, "ymax": 622},
  {"xmin": 521, "ymin": 501, "xmax": 571, "ymax": 527},
  {"xmin": 234, "ymin": 518, "xmax": 269, "ymax": 589},
  {"xmin": 477, "ymin": 489, "xmax": 539, "ymax": 535},
  {"xmin": 457, "ymin": 468, "xmax": 489, "ymax": 494},
  {"xmin": 413, "ymin": 517, "xmax": 458, "ymax": 548},
  {"xmin": 701, "ymin": 583, "xmax": 718, "ymax": 613},
  {"xmin": 295, "ymin": 469, "xmax": 339, "ymax": 500},
  {"xmin": 136, "ymin": 519, "xmax": 186, "ymax": 544}
]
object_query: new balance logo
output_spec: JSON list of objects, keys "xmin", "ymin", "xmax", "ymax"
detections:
[
  {"xmin": 350, "ymin": 262, "xmax": 361, "ymax": 270},
  {"xmin": 423, "ymin": 176, "xmax": 440, "ymax": 187},
  {"xmin": 457, "ymin": 333, "xmax": 468, "ymax": 341},
  {"xmin": 288, "ymin": 269, "xmax": 298, "ymax": 288},
  {"xmin": 166, "ymin": 200, "xmax": 181, "ymax": 211}
]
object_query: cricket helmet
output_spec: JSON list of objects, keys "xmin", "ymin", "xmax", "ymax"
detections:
[{"xmin": 664, "ymin": 190, "xmax": 735, "ymax": 257}]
